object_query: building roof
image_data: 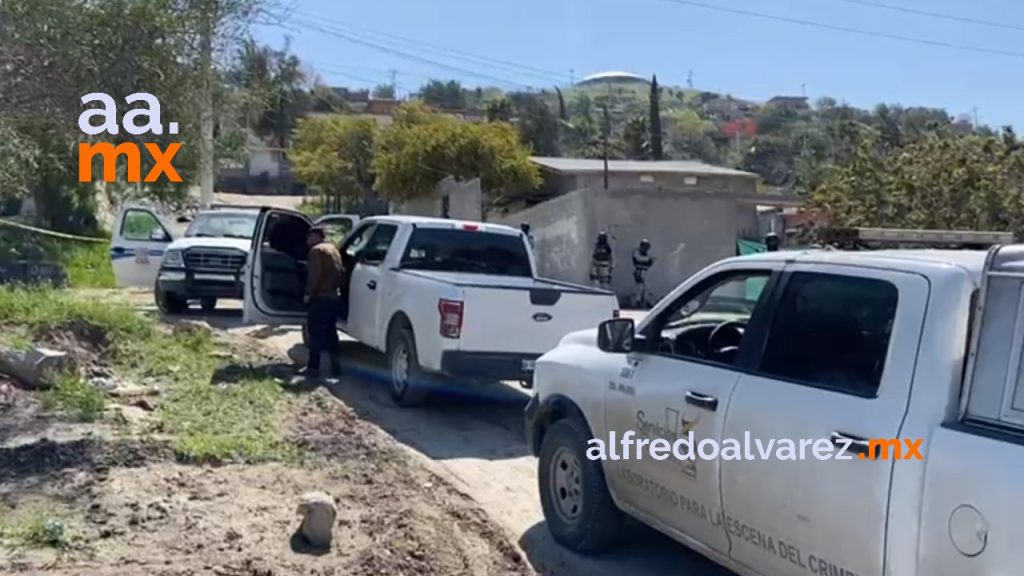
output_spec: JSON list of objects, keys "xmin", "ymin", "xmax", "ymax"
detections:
[
  {"xmin": 577, "ymin": 71, "xmax": 649, "ymax": 85},
  {"xmin": 530, "ymin": 156, "xmax": 759, "ymax": 179}
]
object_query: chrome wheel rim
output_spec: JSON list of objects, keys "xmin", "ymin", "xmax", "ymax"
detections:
[
  {"xmin": 391, "ymin": 343, "xmax": 409, "ymax": 394},
  {"xmin": 549, "ymin": 446, "xmax": 584, "ymax": 523}
]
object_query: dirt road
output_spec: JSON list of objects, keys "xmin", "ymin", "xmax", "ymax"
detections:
[{"xmin": 175, "ymin": 307, "xmax": 733, "ymax": 576}]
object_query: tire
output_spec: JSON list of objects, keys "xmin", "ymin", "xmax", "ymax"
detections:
[
  {"xmin": 539, "ymin": 417, "xmax": 623, "ymax": 554},
  {"xmin": 386, "ymin": 328, "xmax": 430, "ymax": 407},
  {"xmin": 200, "ymin": 297, "xmax": 217, "ymax": 312},
  {"xmin": 155, "ymin": 288, "xmax": 187, "ymax": 315}
]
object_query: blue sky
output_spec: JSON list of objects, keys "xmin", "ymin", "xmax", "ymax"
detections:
[{"xmin": 256, "ymin": 0, "xmax": 1024, "ymax": 129}]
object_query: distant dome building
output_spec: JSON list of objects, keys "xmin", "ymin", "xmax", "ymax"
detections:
[{"xmin": 576, "ymin": 71, "xmax": 650, "ymax": 87}]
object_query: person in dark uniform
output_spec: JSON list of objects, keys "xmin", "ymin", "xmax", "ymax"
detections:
[
  {"xmin": 520, "ymin": 222, "xmax": 535, "ymax": 249},
  {"xmin": 632, "ymin": 239, "xmax": 655, "ymax": 308},
  {"xmin": 589, "ymin": 231, "xmax": 614, "ymax": 290},
  {"xmin": 302, "ymin": 226, "xmax": 344, "ymax": 378},
  {"xmin": 765, "ymin": 232, "xmax": 780, "ymax": 252}
]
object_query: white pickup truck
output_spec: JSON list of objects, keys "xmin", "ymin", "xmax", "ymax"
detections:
[
  {"xmin": 526, "ymin": 246, "xmax": 1024, "ymax": 576},
  {"xmin": 242, "ymin": 208, "xmax": 619, "ymax": 406}
]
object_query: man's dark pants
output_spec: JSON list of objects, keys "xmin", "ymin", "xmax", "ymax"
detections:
[{"xmin": 307, "ymin": 296, "xmax": 341, "ymax": 374}]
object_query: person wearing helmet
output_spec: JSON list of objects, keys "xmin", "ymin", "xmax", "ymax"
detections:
[
  {"xmin": 589, "ymin": 231, "xmax": 614, "ymax": 290},
  {"xmin": 632, "ymin": 238, "xmax": 655, "ymax": 308},
  {"xmin": 520, "ymin": 222, "xmax": 535, "ymax": 250}
]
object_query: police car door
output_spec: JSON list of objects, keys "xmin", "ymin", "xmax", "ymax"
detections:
[
  {"xmin": 110, "ymin": 204, "xmax": 176, "ymax": 287},
  {"xmin": 604, "ymin": 263, "xmax": 781, "ymax": 556}
]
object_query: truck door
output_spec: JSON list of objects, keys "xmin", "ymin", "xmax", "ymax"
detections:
[
  {"xmin": 242, "ymin": 207, "xmax": 312, "ymax": 325},
  {"xmin": 343, "ymin": 222, "xmax": 399, "ymax": 349},
  {"xmin": 720, "ymin": 264, "xmax": 928, "ymax": 576},
  {"xmin": 603, "ymin": 265, "xmax": 780, "ymax": 557},
  {"xmin": 110, "ymin": 205, "xmax": 176, "ymax": 287}
]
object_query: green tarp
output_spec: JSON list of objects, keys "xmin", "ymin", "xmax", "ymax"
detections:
[{"xmin": 737, "ymin": 239, "xmax": 766, "ymax": 255}]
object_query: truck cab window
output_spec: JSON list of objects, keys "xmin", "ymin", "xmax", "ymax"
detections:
[
  {"xmin": 759, "ymin": 272, "xmax": 898, "ymax": 396},
  {"xmin": 360, "ymin": 224, "xmax": 398, "ymax": 265},
  {"xmin": 646, "ymin": 271, "xmax": 771, "ymax": 366}
]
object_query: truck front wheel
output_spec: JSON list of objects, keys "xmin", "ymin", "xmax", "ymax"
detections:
[
  {"xmin": 155, "ymin": 287, "xmax": 187, "ymax": 315},
  {"xmin": 386, "ymin": 328, "xmax": 429, "ymax": 408},
  {"xmin": 539, "ymin": 417, "xmax": 622, "ymax": 554}
]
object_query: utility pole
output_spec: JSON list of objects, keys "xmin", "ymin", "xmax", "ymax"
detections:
[
  {"xmin": 602, "ymin": 104, "xmax": 610, "ymax": 190},
  {"xmin": 569, "ymin": 68, "xmax": 575, "ymax": 85},
  {"xmin": 197, "ymin": 2, "xmax": 216, "ymax": 209},
  {"xmin": 973, "ymin": 107, "xmax": 979, "ymax": 127},
  {"xmin": 801, "ymin": 83, "xmax": 806, "ymax": 98},
  {"xmin": 687, "ymin": 69, "xmax": 693, "ymax": 90},
  {"xmin": 389, "ymin": 69, "xmax": 398, "ymax": 91}
]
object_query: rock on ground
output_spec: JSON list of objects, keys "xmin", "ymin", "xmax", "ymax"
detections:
[
  {"xmin": 296, "ymin": 491, "xmax": 337, "ymax": 549},
  {"xmin": 0, "ymin": 346, "xmax": 74, "ymax": 389}
]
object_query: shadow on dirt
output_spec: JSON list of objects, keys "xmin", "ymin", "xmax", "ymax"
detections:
[
  {"xmin": 283, "ymin": 340, "xmax": 536, "ymax": 461},
  {"xmin": 0, "ymin": 437, "xmax": 173, "ymax": 488},
  {"xmin": 519, "ymin": 520, "xmax": 735, "ymax": 576}
]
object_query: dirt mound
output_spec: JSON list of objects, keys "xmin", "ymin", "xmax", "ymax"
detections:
[{"xmin": 2, "ymin": 386, "xmax": 532, "ymax": 576}]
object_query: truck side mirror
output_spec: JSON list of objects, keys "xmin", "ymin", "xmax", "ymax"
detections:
[
  {"xmin": 149, "ymin": 228, "xmax": 169, "ymax": 242},
  {"xmin": 598, "ymin": 318, "xmax": 635, "ymax": 353}
]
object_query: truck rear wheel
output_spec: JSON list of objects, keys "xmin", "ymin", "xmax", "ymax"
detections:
[
  {"xmin": 200, "ymin": 297, "xmax": 217, "ymax": 312},
  {"xmin": 387, "ymin": 328, "xmax": 429, "ymax": 408},
  {"xmin": 539, "ymin": 417, "xmax": 622, "ymax": 554}
]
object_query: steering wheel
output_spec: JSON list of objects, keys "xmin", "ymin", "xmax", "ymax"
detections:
[{"xmin": 707, "ymin": 320, "xmax": 746, "ymax": 355}]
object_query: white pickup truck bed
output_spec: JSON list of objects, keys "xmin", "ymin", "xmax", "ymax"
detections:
[{"xmin": 400, "ymin": 269, "xmax": 616, "ymax": 359}]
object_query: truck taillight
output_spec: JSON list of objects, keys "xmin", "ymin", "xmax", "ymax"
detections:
[{"xmin": 439, "ymin": 299, "xmax": 464, "ymax": 338}]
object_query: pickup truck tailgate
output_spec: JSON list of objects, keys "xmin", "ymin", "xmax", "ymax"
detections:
[{"xmin": 454, "ymin": 276, "xmax": 617, "ymax": 354}]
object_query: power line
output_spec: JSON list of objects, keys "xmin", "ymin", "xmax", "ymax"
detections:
[
  {"xmin": 290, "ymin": 11, "xmax": 569, "ymax": 84},
  {"xmin": 290, "ymin": 17, "xmax": 536, "ymax": 89},
  {"xmin": 653, "ymin": 0, "xmax": 1024, "ymax": 59},
  {"xmin": 830, "ymin": 0, "xmax": 1024, "ymax": 33}
]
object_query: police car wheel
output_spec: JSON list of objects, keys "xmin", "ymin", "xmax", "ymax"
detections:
[{"xmin": 539, "ymin": 417, "xmax": 622, "ymax": 554}]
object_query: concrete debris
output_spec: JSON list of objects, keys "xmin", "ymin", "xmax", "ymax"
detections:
[
  {"xmin": 295, "ymin": 492, "xmax": 337, "ymax": 549},
  {"xmin": 0, "ymin": 345, "xmax": 74, "ymax": 389}
]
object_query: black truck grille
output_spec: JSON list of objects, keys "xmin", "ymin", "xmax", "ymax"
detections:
[{"xmin": 184, "ymin": 248, "xmax": 245, "ymax": 273}]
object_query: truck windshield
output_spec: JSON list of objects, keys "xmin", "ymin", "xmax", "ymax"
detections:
[
  {"xmin": 401, "ymin": 228, "xmax": 532, "ymax": 277},
  {"xmin": 185, "ymin": 212, "xmax": 258, "ymax": 239}
]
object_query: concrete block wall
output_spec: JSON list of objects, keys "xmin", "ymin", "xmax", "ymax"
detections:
[
  {"xmin": 394, "ymin": 176, "xmax": 483, "ymax": 221},
  {"xmin": 493, "ymin": 190, "xmax": 593, "ymax": 285},
  {"xmin": 588, "ymin": 189, "xmax": 743, "ymax": 302}
]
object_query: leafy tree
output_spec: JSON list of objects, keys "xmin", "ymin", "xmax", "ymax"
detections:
[
  {"xmin": 649, "ymin": 74, "xmax": 664, "ymax": 159},
  {"xmin": 485, "ymin": 98, "xmax": 513, "ymax": 123},
  {"xmin": 622, "ymin": 115, "xmax": 650, "ymax": 160},
  {"xmin": 507, "ymin": 92, "xmax": 560, "ymax": 156},
  {"xmin": 372, "ymin": 83, "xmax": 396, "ymax": 99},
  {"xmin": 291, "ymin": 115, "xmax": 378, "ymax": 212},
  {"xmin": 420, "ymin": 79, "xmax": 466, "ymax": 110},
  {"xmin": 230, "ymin": 39, "xmax": 309, "ymax": 149},
  {"xmin": 309, "ymin": 84, "xmax": 348, "ymax": 113},
  {"xmin": 373, "ymin": 102, "xmax": 541, "ymax": 203}
]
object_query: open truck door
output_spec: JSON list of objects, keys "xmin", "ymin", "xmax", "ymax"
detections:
[
  {"xmin": 110, "ymin": 204, "xmax": 177, "ymax": 288},
  {"xmin": 242, "ymin": 208, "xmax": 360, "ymax": 325}
]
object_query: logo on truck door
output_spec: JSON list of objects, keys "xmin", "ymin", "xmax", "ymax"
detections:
[{"xmin": 532, "ymin": 312, "xmax": 552, "ymax": 322}]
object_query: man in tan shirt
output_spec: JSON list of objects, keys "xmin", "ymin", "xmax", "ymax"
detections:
[{"xmin": 302, "ymin": 226, "xmax": 344, "ymax": 378}]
